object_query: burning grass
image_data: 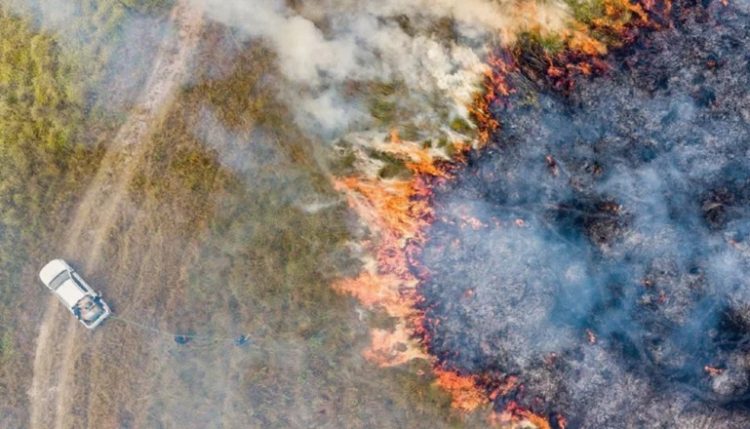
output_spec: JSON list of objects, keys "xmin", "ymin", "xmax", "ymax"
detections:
[
  {"xmin": 330, "ymin": 0, "xmax": 677, "ymax": 426},
  {"xmin": 332, "ymin": 137, "xmax": 508, "ymax": 418},
  {"xmin": 331, "ymin": 64, "xmax": 559, "ymax": 424}
]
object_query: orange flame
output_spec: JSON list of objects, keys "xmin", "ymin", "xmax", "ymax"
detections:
[
  {"xmin": 330, "ymin": 2, "xmax": 668, "ymax": 426},
  {"xmin": 331, "ymin": 53, "xmax": 548, "ymax": 427},
  {"xmin": 332, "ymin": 133, "xmax": 494, "ymax": 413},
  {"xmin": 534, "ymin": 0, "xmax": 664, "ymax": 92},
  {"xmin": 470, "ymin": 53, "xmax": 515, "ymax": 145},
  {"xmin": 332, "ymin": 137, "xmax": 441, "ymax": 367},
  {"xmin": 490, "ymin": 405, "xmax": 553, "ymax": 429},
  {"xmin": 704, "ymin": 365, "xmax": 724, "ymax": 377},
  {"xmin": 434, "ymin": 368, "xmax": 488, "ymax": 411}
]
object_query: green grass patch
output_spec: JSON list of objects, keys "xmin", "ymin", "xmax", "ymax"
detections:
[
  {"xmin": 449, "ymin": 117, "xmax": 473, "ymax": 134},
  {"xmin": 565, "ymin": 0, "xmax": 606, "ymax": 24},
  {"xmin": 367, "ymin": 80, "xmax": 408, "ymax": 126},
  {"xmin": 368, "ymin": 149, "xmax": 412, "ymax": 179},
  {"xmin": 516, "ymin": 30, "xmax": 565, "ymax": 56},
  {"xmin": 370, "ymin": 98, "xmax": 398, "ymax": 124}
]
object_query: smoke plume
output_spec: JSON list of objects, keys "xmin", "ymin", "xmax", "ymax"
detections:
[{"xmin": 192, "ymin": 0, "xmax": 572, "ymax": 137}]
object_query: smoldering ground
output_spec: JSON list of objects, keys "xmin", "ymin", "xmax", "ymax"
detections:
[{"xmin": 420, "ymin": 1, "xmax": 750, "ymax": 427}]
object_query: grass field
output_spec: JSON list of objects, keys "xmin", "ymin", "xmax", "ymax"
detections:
[{"xmin": 0, "ymin": 4, "xmax": 483, "ymax": 428}]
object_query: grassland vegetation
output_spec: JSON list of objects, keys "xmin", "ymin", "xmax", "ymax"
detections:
[
  {"xmin": 565, "ymin": 0, "xmax": 607, "ymax": 24},
  {"xmin": 119, "ymin": 0, "xmax": 174, "ymax": 14},
  {"xmin": 108, "ymin": 25, "xmax": 476, "ymax": 427},
  {"xmin": 0, "ymin": 9, "xmax": 100, "ymax": 407},
  {"xmin": 0, "ymin": 2, "xmax": 537, "ymax": 426},
  {"xmin": 0, "ymin": 2, "xmax": 168, "ymax": 424}
]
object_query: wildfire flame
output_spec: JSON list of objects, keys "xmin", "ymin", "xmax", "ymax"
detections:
[
  {"xmin": 332, "ymin": 134, "xmax": 439, "ymax": 367},
  {"xmin": 433, "ymin": 368, "xmax": 488, "ymax": 412},
  {"xmin": 331, "ymin": 62, "xmax": 550, "ymax": 424},
  {"xmin": 332, "ymin": 131, "xmax": 494, "ymax": 412},
  {"xmin": 330, "ymin": 1, "xmax": 668, "ymax": 426},
  {"xmin": 469, "ymin": 52, "xmax": 513, "ymax": 146}
]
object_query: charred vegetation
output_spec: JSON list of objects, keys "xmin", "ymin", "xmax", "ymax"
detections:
[{"xmin": 418, "ymin": 0, "xmax": 750, "ymax": 426}]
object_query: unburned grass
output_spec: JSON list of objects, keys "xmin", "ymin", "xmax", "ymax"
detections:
[
  {"xmin": 0, "ymin": 2, "xmax": 169, "ymax": 425},
  {"xmin": 73, "ymin": 23, "xmax": 473, "ymax": 428}
]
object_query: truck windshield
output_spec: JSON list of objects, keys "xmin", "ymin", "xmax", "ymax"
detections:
[{"xmin": 49, "ymin": 271, "xmax": 70, "ymax": 290}]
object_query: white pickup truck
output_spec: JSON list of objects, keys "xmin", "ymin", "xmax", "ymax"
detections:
[{"xmin": 39, "ymin": 259, "xmax": 111, "ymax": 329}]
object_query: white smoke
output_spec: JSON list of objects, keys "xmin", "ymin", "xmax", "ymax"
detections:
[{"xmin": 192, "ymin": 0, "xmax": 571, "ymax": 137}]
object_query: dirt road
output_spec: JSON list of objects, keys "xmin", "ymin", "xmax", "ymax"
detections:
[{"xmin": 28, "ymin": 2, "xmax": 205, "ymax": 428}]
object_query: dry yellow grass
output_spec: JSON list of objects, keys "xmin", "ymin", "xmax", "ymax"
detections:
[{"xmin": 3, "ymin": 5, "xmax": 481, "ymax": 428}]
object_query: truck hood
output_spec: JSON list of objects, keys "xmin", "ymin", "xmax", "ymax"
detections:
[{"xmin": 39, "ymin": 259, "xmax": 72, "ymax": 285}]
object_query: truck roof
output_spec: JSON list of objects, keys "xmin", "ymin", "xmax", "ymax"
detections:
[{"xmin": 55, "ymin": 277, "xmax": 87, "ymax": 308}]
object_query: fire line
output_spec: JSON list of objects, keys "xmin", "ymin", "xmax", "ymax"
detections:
[{"xmin": 332, "ymin": 1, "xmax": 674, "ymax": 426}]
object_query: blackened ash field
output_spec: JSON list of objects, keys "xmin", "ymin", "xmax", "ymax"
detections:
[{"xmin": 417, "ymin": 1, "xmax": 750, "ymax": 427}]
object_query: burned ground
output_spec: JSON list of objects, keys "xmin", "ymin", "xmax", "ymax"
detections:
[{"xmin": 419, "ymin": 1, "xmax": 750, "ymax": 427}]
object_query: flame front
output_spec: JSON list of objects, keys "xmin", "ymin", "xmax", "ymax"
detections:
[
  {"xmin": 332, "ymin": 127, "xmax": 497, "ymax": 412},
  {"xmin": 330, "ymin": 1, "xmax": 667, "ymax": 426},
  {"xmin": 332, "ymin": 137, "xmax": 440, "ymax": 368}
]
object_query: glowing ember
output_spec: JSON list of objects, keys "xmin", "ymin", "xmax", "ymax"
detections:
[
  {"xmin": 704, "ymin": 365, "xmax": 725, "ymax": 377},
  {"xmin": 586, "ymin": 329, "xmax": 597, "ymax": 345},
  {"xmin": 489, "ymin": 404, "xmax": 554, "ymax": 429}
]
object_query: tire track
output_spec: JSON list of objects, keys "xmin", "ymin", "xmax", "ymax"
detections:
[{"xmin": 28, "ymin": 3, "xmax": 204, "ymax": 428}]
